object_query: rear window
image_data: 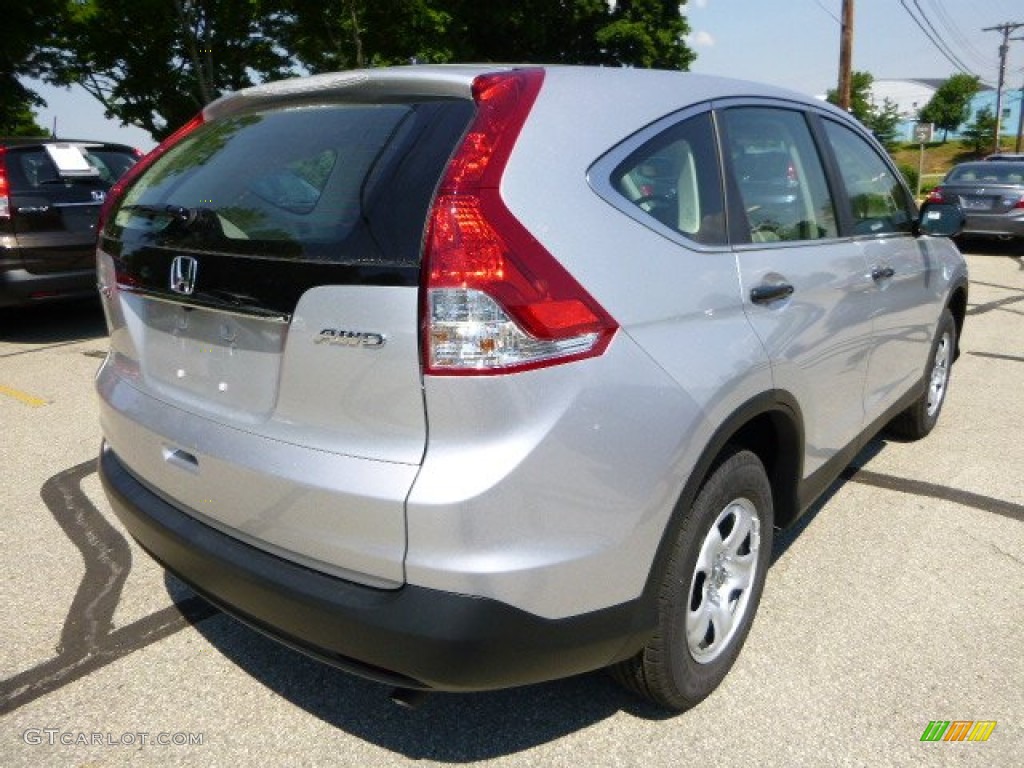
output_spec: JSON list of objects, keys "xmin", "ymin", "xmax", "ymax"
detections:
[
  {"xmin": 109, "ymin": 101, "xmax": 474, "ymax": 264},
  {"xmin": 945, "ymin": 164, "xmax": 1024, "ymax": 184},
  {"xmin": 7, "ymin": 145, "xmax": 136, "ymax": 190}
]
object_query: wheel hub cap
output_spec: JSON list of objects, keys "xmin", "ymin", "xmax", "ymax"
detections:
[{"xmin": 686, "ymin": 498, "xmax": 761, "ymax": 664}]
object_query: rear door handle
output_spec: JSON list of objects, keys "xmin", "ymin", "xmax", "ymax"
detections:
[
  {"xmin": 750, "ymin": 283, "xmax": 794, "ymax": 304},
  {"xmin": 871, "ymin": 266, "xmax": 895, "ymax": 281}
]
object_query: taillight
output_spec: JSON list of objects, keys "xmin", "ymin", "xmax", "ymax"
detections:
[
  {"xmin": 1013, "ymin": 195, "xmax": 1024, "ymax": 210},
  {"xmin": 925, "ymin": 188, "xmax": 945, "ymax": 204},
  {"xmin": 96, "ymin": 114, "xmax": 205, "ymax": 233},
  {"xmin": 0, "ymin": 147, "xmax": 10, "ymax": 219},
  {"xmin": 423, "ymin": 69, "xmax": 618, "ymax": 375}
]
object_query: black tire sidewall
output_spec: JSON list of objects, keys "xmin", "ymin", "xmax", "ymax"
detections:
[
  {"xmin": 659, "ymin": 449, "xmax": 774, "ymax": 707},
  {"xmin": 912, "ymin": 308, "xmax": 957, "ymax": 436}
]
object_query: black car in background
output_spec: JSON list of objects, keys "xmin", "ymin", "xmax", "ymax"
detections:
[{"xmin": 1, "ymin": 138, "xmax": 140, "ymax": 307}]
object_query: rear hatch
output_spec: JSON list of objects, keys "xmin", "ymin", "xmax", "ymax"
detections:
[
  {"xmin": 4, "ymin": 142, "xmax": 137, "ymax": 273},
  {"xmin": 97, "ymin": 82, "xmax": 474, "ymax": 584}
]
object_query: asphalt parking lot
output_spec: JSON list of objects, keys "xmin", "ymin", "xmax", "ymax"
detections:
[{"xmin": 1, "ymin": 245, "xmax": 1021, "ymax": 767}]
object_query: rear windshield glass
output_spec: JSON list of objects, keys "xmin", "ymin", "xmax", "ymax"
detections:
[
  {"xmin": 8, "ymin": 146, "xmax": 136, "ymax": 189},
  {"xmin": 945, "ymin": 163, "xmax": 1024, "ymax": 184},
  {"xmin": 109, "ymin": 101, "xmax": 473, "ymax": 264}
]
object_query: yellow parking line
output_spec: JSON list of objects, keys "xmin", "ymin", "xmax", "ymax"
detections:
[{"xmin": 0, "ymin": 384, "xmax": 49, "ymax": 408}]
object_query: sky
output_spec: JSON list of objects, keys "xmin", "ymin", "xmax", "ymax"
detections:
[{"xmin": 22, "ymin": 0, "xmax": 1024, "ymax": 152}]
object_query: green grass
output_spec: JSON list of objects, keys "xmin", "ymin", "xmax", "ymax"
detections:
[{"xmin": 890, "ymin": 137, "xmax": 1022, "ymax": 178}]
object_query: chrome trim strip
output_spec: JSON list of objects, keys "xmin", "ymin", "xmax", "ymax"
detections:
[{"xmin": 117, "ymin": 285, "xmax": 292, "ymax": 324}]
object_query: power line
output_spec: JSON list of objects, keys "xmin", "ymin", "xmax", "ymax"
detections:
[
  {"xmin": 812, "ymin": 0, "xmax": 841, "ymax": 25},
  {"xmin": 899, "ymin": 0, "xmax": 975, "ymax": 76},
  {"xmin": 931, "ymin": 0, "xmax": 997, "ymax": 74}
]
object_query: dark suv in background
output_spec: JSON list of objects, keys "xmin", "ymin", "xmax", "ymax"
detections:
[{"xmin": 1, "ymin": 137, "xmax": 139, "ymax": 308}]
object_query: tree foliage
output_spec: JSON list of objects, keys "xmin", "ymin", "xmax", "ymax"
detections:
[
  {"xmin": 919, "ymin": 74, "xmax": 979, "ymax": 142},
  {"xmin": 0, "ymin": 0, "xmax": 64, "ymax": 134},
  {"xmin": 826, "ymin": 71, "xmax": 902, "ymax": 148},
  {"xmin": 37, "ymin": 1, "xmax": 295, "ymax": 140},
  {"xmin": 826, "ymin": 71, "xmax": 876, "ymax": 124},
  {"xmin": 25, "ymin": 0, "xmax": 694, "ymax": 141},
  {"xmin": 960, "ymin": 106, "xmax": 996, "ymax": 154},
  {"xmin": 862, "ymin": 97, "xmax": 902, "ymax": 149}
]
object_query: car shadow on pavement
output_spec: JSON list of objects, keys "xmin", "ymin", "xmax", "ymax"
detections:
[
  {"xmin": 183, "ymin": 583, "xmax": 672, "ymax": 760},
  {"xmin": 771, "ymin": 437, "xmax": 886, "ymax": 563},
  {"xmin": 0, "ymin": 298, "xmax": 107, "ymax": 343},
  {"xmin": 179, "ymin": 440, "xmax": 896, "ymax": 759}
]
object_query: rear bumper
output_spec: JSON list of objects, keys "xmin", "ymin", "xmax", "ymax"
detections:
[
  {"xmin": 0, "ymin": 264, "xmax": 96, "ymax": 307},
  {"xmin": 961, "ymin": 212, "xmax": 1024, "ymax": 239},
  {"xmin": 99, "ymin": 444, "xmax": 651, "ymax": 691}
]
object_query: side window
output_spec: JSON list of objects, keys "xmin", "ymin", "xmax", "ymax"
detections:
[
  {"xmin": 720, "ymin": 107, "xmax": 837, "ymax": 243},
  {"xmin": 823, "ymin": 120, "xmax": 914, "ymax": 235},
  {"xmin": 612, "ymin": 112, "xmax": 726, "ymax": 246}
]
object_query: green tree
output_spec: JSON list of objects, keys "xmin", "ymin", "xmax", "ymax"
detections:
[
  {"xmin": 826, "ymin": 70, "xmax": 875, "ymax": 123},
  {"xmin": 919, "ymin": 74, "xmax": 980, "ymax": 142},
  {"xmin": 280, "ymin": 0, "xmax": 695, "ymax": 74},
  {"xmin": 2, "ymin": 104, "xmax": 50, "ymax": 137},
  {"xmin": 862, "ymin": 97, "xmax": 902, "ymax": 149},
  {"xmin": 960, "ymin": 106, "xmax": 997, "ymax": 154},
  {"xmin": 827, "ymin": 72, "xmax": 903, "ymax": 148},
  {"xmin": 0, "ymin": 1, "xmax": 64, "ymax": 134},
  {"xmin": 38, "ymin": 1, "xmax": 295, "ymax": 140},
  {"xmin": 31, "ymin": 0, "xmax": 695, "ymax": 142}
]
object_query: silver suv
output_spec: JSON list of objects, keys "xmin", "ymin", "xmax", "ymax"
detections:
[{"xmin": 96, "ymin": 65, "xmax": 968, "ymax": 711}]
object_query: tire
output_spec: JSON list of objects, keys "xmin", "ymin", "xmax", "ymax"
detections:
[
  {"xmin": 888, "ymin": 308, "xmax": 956, "ymax": 440},
  {"xmin": 610, "ymin": 449, "xmax": 774, "ymax": 711}
]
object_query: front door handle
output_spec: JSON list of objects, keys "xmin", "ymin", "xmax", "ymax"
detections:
[
  {"xmin": 750, "ymin": 282, "xmax": 795, "ymax": 304},
  {"xmin": 871, "ymin": 266, "xmax": 895, "ymax": 281}
]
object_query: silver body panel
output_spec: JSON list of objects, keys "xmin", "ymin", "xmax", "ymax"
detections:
[{"xmin": 97, "ymin": 65, "xmax": 968, "ymax": 622}]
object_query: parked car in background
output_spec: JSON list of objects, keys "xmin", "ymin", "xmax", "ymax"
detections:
[
  {"xmin": 1, "ymin": 138, "xmax": 140, "ymax": 308},
  {"xmin": 96, "ymin": 65, "xmax": 968, "ymax": 712},
  {"xmin": 984, "ymin": 152, "xmax": 1024, "ymax": 162},
  {"xmin": 926, "ymin": 161, "xmax": 1024, "ymax": 245}
]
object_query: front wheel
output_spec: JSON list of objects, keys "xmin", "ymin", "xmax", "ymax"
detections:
[
  {"xmin": 610, "ymin": 449, "xmax": 774, "ymax": 711},
  {"xmin": 888, "ymin": 308, "xmax": 956, "ymax": 440}
]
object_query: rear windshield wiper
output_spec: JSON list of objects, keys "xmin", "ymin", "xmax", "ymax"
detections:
[
  {"xmin": 121, "ymin": 204, "xmax": 197, "ymax": 220},
  {"xmin": 120, "ymin": 204, "xmax": 224, "ymax": 237}
]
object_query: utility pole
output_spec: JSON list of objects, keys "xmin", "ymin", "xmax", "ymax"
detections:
[
  {"xmin": 1017, "ymin": 73, "xmax": 1024, "ymax": 153},
  {"xmin": 983, "ymin": 22, "xmax": 1024, "ymax": 154},
  {"xmin": 837, "ymin": 0, "xmax": 854, "ymax": 110}
]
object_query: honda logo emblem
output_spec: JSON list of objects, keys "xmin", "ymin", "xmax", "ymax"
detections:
[{"xmin": 169, "ymin": 255, "xmax": 198, "ymax": 295}]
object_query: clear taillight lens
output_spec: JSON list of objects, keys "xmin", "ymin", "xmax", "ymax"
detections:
[
  {"xmin": 422, "ymin": 69, "xmax": 617, "ymax": 376},
  {"xmin": 429, "ymin": 288, "xmax": 601, "ymax": 371}
]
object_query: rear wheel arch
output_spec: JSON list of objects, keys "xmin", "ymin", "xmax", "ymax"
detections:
[
  {"xmin": 611, "ymin": 393, "xmax": 806, "ymax": 709},
  {"xmin": 947, "ymin": 281, "xmax": 968, "ymax": 361},
  {"xmin": 640, "ymin": 391, "xmax": 805, "ymax": 605}
]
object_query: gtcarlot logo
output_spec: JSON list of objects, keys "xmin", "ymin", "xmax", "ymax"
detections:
[
  {"xmin": 22, "ymin": 728, "xmax": 204, "ymax": 747},
  {"xmin": 920, "ymin": 720, "xmax": 997, "ymax": 742}
]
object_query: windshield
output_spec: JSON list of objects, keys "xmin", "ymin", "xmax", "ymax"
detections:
[{"xmin": 109, "ymin": 102, "xmax": 471, "ymax": 263}]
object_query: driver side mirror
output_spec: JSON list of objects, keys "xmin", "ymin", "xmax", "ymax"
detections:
[{"xmin": 916, "ymin": 202, "xmax": 965, "ymax": 238}]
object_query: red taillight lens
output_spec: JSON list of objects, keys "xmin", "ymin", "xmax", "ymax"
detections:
[
  {"xmin": 925, "ymin": 188, "xmax": 945, "ymax": 204},
  {"xmin": 423, "ymin": 69, "xmax": 617, "ymax": 375},
  {"xmin": 0, "ymin": 147, "xmax": 10, "ymax": 219},
  {"xmin": 97, "ymin": 114, "xmax": 205, "ymax": 233},
  {"xmin": 1013, "ymin": 195, "xmax": 1024, "ymax": 210}
]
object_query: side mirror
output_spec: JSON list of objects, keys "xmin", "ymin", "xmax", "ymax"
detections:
[{"xmin": 916, "ymin": 202, "xmax": 965, "ymax": 238}]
